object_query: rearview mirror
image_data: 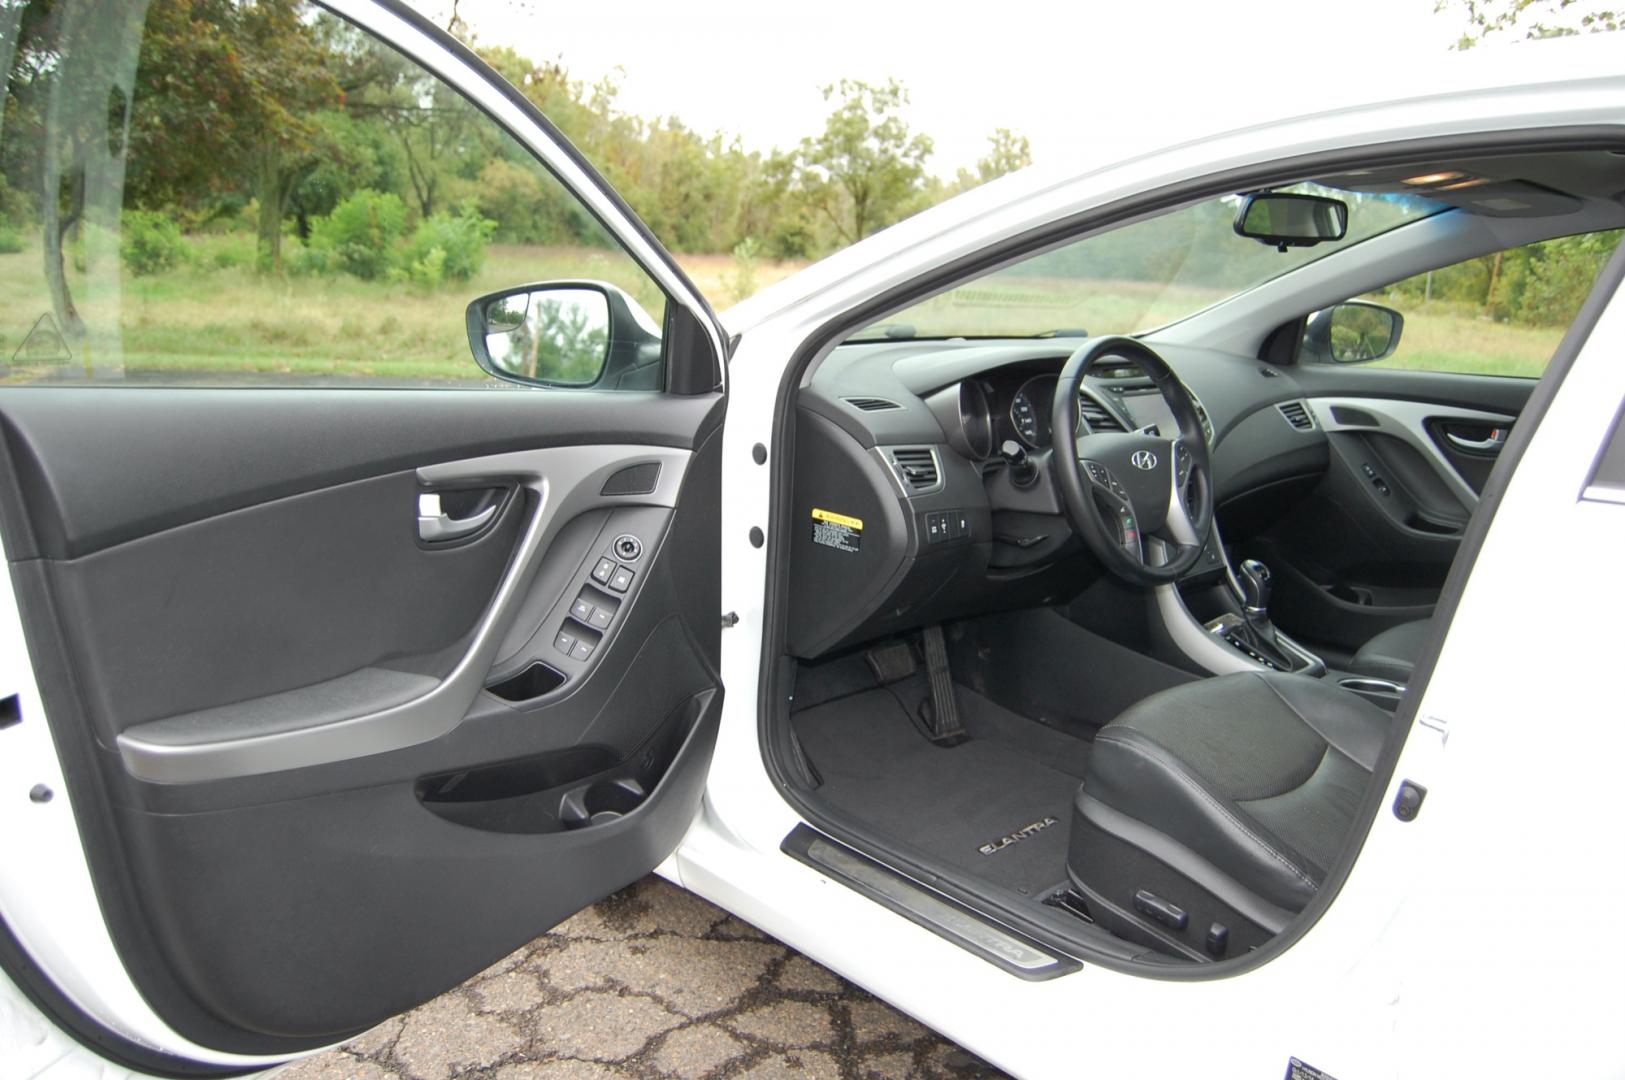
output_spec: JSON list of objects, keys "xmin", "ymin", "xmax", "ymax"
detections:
[
  {"xmin": 466, "ymin": 280, "xmax": 662, "ymax": 388},
  {"xmin": 1303, "ymin": 301, "xmax": 1404, "ymax": 364},
  {"xmin": 1235, "ymin": 192, "xmax": 1349, "ymax": 251}
]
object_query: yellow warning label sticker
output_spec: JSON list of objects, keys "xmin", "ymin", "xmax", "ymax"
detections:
[
  {"xmin": 811, "ymin": 507, "xmax": 862, "ymax": 553},
  {"xmin": 811, "ymin": 507, "xmax": 863, "ymax": 530}
]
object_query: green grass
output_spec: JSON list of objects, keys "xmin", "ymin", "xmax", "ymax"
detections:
[{"xmin": 0, "ymin": 234, "xmax": 1558, "ymax": 383}]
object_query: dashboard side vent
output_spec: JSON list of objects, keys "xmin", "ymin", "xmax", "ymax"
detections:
[
  {"xmin": 1277, "ymin": 400, "xmax": 1315, "ymax": 431},
  {"xmin": 844, "ymin": 396, "xmax": 903, "ymax": 412},
  {"xmin": 887, "ymin": 447, "xmax": 941, "ymax": 493},
  {"xmin": 1076, "ymin": 392, "xmax": 1126, "ymax": 434}
]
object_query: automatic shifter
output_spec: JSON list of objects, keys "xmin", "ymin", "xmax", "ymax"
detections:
[{"xmin": 1223, "ymin": 558, "xmax": 1298, "ymax": 671}]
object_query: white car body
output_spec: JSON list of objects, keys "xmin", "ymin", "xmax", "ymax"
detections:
[{"xmin": 2, "ymin": 13, "xmax": 1623, "ymax": 1079}]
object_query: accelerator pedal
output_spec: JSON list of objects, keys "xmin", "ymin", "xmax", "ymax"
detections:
[{"xmin": 919, "ymin": 625, "xmax": 966, "ymax": 746}]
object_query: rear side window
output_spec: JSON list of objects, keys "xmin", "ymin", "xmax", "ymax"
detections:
[
  {"xmin": 0, "ymin": 1, "xmax": 667, "ymax": 389},
  {"xmin": 1312, "ymin": 230, "xmax": 1622, "ymax": 378}
]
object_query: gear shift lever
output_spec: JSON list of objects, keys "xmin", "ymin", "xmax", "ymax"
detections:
[
  {"xmin": 1224, "ymin": 558, "xmax": 1296, "ymax": 672},
  {"xmin": 1238, "ymin": 559, "xmax": 1273, "ymax": 621}
]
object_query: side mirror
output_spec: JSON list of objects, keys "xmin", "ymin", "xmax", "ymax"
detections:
[
  {"xmin": 1303, "ymin": 301, "xmax": 1405, "ymax": 364},
  {"xmin": 1234, "ymin": 192, "xmax": 1349, "ymax": 251},
  {"xmin": 466, "ymin": 280, "xmax": 662, "ymax": 388}
]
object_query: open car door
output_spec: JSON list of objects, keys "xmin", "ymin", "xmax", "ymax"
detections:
[{"xmin": 0, "ymin": 0, "xmax": 725, "ymax": 1072}]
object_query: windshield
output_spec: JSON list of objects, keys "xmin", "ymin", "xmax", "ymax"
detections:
[{"xmin": 847, "ymin": 183, "xmax": 1446, "ymax": 342}]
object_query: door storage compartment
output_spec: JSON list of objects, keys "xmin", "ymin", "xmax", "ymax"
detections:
[{"xmin": 415, "ymin": 695, "xmax": 700, "ymax": 834}]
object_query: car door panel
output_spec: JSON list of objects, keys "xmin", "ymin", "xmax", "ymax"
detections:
[
  {"xmin": 1235, "ymin": 366, "xmax": 1532, "ymax": 653},
  {"xmin": 0, "ymin": 389, "xmax": 724, "ymax": 1054}
]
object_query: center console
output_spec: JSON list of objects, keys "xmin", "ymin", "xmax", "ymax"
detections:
[{"xmin": 1150, "ymin": 526, "xmax": 1407, "ymax": 711}]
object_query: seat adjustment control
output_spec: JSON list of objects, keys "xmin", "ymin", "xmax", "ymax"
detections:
[{"xmin": 1132, "ymin": 889, "xmax": 1189, "ymax": 932}]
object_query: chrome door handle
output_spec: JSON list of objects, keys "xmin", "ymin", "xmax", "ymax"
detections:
[
  {"xmin": 417, "ymin": 493, "xmax": 497, "ymax": 542},
  {"xmin": 1444, "ymin": 428, "xmax": 1507, "ymax": 453}
]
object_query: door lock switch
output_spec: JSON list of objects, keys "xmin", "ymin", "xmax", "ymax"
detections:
[{"xmin": 591, "ymin": 557, "xmax": 617, "ymax": 585}]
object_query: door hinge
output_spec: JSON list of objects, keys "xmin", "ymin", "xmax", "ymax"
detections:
[{"xmin": 721, "ymin": 612, "xmax": 739, "ymax": 629}]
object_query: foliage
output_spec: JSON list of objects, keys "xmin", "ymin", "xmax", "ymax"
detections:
[
  {"xmin": 1437, "ymin": 0, "xmax": 1619, "ymax": 47},
  {"xmin": 120, "ymin": 209, "xmax": 186, "ymax": 276},
  {"xmin": 398, "ymin": 203, "xmax": 497, "ymax": 285},
  {"xmin": 307, "ymin": 189, "xmax": 408, "ymax": 280},
  {"xmin": 783, "ymin": 79, "xmax": 935, "ymax": 247},
  {"xmin": 0, "ymin": 225, "xmax": 22, "ymax": 254},
  {"xmin": 1380, "ymin": 230, "xmax": 1621, "ymax": 327}
]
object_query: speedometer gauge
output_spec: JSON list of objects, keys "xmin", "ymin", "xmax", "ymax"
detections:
[{"xmin": 1009, "ymin": 375, "xmax": 1057, "ymax": 448}]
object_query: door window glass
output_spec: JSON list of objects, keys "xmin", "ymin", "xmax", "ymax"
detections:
[
  {"xmin": 0, "ymin": 0, "xmax": 667, "ymax": 388},
  {"xmin": 1309, "ymin": 230, "xmax": 1622, "ymax": 378}
]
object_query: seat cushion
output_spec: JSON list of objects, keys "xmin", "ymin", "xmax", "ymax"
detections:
[
  {"xmin": 1349, "ymin": 619, "xmax": 1432, "ymax": 683},
  {"xmin": 1077, "ymin": 671, "xmax": 1391, "ymax": 916}
]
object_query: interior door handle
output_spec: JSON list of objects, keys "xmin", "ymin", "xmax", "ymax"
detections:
[
  {"xmin": 1444, "ymin": 428, "xmax": 1507, "ymax": 453},
  {"xmin": 417, "ymin": 492, "xmax": 497, "ymax": 542}
]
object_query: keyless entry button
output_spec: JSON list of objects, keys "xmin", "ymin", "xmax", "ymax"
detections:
[
  {"xmin": 608, "ymin": 566, "xmax": 634, "ymax": 593},
  {"xmin": 591, "ymin": 557, "xmax": 617, "ymax": 585}
]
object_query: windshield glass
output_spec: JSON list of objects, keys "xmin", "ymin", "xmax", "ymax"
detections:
[{"xmin": 847, "ymin": 183, "xmax": 1446, "ymax": 342}]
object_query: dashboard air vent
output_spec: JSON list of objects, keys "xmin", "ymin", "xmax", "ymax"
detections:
[
  {"xmin": 844, "ymin": 396, "xmax": 902, "ymax": 412},
  {"xmin": 1076, "ymin": 393, "xmax": 1125, "ymax": 434},
  {"xmin": 888, "ymin": 448, "xmax": 940, "ymax": 493},
  {"xmin": 1277, "ymin": 400, "xmax": 1315, "ymax": 431}
]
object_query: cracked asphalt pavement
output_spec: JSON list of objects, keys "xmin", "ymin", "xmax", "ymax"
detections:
[{"xmin": 275, "ymin": 876, "xmax": 1008, "ymax": 1080}]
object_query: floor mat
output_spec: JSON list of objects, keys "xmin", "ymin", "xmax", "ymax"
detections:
[{"xmin": 791, "ymin": 685, "xmax": 1085, "ymax": 898}]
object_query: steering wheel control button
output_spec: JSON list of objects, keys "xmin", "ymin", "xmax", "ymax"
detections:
[
  {"xmin": 612, "ymin": 534, "xmax": 643, "ymax": 561},
  {"xmin": 587, "ymin": 605, "xmax": 615, "ymax": 630},
  {"xmin": 608, "ymin": 566, "xmax": 634, "ymax": 593},
  {"xmin": 570, "ymin": 596, "xmax": 596, "ymax": 623},
  {"xmin": 554, "ymin": 629, "xmax": 579, "ymax": 657},
  {"xmin": 591, "ymin": 557, "xmax": 617, "ymax": 585}
]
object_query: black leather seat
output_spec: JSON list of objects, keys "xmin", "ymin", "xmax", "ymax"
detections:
[
  {"xmin": 1067, "ymin": 670, "xmax": 1391, "ymax": 958},
  {"xmin": 1348, "ymin": 619, "xmax": 1432, "ymax": 683}
]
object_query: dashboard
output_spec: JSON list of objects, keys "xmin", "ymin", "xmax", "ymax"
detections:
[{"xmin": 784, "ymin": 337, "xmax": 1332, "ymax": 659}]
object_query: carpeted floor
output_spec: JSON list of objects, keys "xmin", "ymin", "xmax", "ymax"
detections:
[{"xmin": 790, "ymin": 684, "xmax": 1087, "ymax": 900}]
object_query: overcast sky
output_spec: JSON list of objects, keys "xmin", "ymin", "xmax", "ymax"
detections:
[{"xmin": 418, "ymin": 0, "xmax": 1527, "ymax": 176}]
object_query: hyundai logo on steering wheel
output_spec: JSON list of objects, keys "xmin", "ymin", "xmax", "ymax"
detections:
[{"xmin": 1130, "ymin": 450, "xmax": 1159, "ymax": 471}]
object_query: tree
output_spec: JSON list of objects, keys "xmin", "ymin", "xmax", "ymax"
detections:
[
  {"xmin": 973, "ymin": 128, "xmax": 1031, "ymax": 184},
  {"xmin": 790, "ymin": 79, "xmax": 933, "ymax": 246},
  {"xmin": 1437, "ymin": 0, "xmax": 1619, "ymax": 47}
]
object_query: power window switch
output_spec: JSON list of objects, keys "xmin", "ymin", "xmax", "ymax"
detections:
[
  {"xmin": 554, "ymin": 630, "xmax": 578, "ymax": 656},
  {"xmin": 569, "ymin": 597, "xmax": 595, "ymax": 623},
  {"xmin": 591, "ymin": 557, "xmax": 617, "ymax": 585},
  {"xmin": 587, "ymin": 605, "xmax": 614, "ymax": 630},
  {"xmin": 608, "ymin": 566, "xmax": 634, "ymax": 593},
  {"xmin": 571, "ymin": 638, "xmax": 595, "ymax": 662}
]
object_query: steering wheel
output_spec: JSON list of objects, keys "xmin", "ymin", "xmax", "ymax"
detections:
[{"xmin": 1050, "ymin": 336, "xmax": 1214, "ymax": 585}]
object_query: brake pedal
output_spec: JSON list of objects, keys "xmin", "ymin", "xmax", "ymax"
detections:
[
  {"xmin": 864, "ymin": 641, "xmax": 916, "ymax": 685},
  {"xmin": 919, "ymin": 625, "xmax": 966, "ymax": 746}
]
